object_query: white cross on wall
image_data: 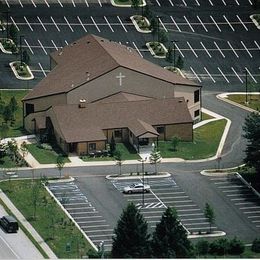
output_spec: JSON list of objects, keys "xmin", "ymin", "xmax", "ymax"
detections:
[{"xmin": 116, "ymin": 72, "xmax": 126, "ymax": 87}]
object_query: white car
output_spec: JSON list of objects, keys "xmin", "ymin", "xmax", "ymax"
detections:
[{"xmin": 123, "ymin": 183, "xmax": 151, "ymax": 194}]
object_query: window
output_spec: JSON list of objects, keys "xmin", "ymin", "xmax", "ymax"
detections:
[
  {"xmin": 157, "ymin": 126, "xmax": 165, "ymax": 134},
  {"xmin": 25, "ymin": 103, "xmax": 34, "ymax": 116},
  {"xmin": 194, "ymin": 109, "xmax": 200, "ymax": 118},
  {"xmin": 89, "ymin": 143, "xmax": 96, "ymax": 151},
  {"xmin": 194, "ymin": 90, "xmax": 200, "ymax": 103},
  {"xmin": 114, "ymin": 130, "xmax": 122, "ymax": 138}
]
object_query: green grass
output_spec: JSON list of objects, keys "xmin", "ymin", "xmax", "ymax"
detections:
[
  {"xmin": 0, "ymin": 180, "xmax": 94, "ymax": 258},
  {"xmin": 0, "ymin": 155, "xmax": 18, "ymax": 168},
  {"xmin": 227, "ymin": 94, "xmax": 260, "ymax": 111},
  {"xmin": 201, "ymin": 112, "xmax": 214, "ymax": 121},
  {"xmin": 26, "ymin": 143, "xmax": 70, "ymax": 164},
  {"xmin": 0, "ymin": 89, "xmax": 29, "ymax": 137},
  {"xmin": 158, "ymin": 119, "xmax": 226, "ymax": 159}
]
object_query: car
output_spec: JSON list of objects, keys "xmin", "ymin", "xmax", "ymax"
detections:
[
  {"xmin": 123, "ymin": 183, "xmax": 151, "ymax": 194},
  {"xmin": 0, "ymin": 215, "xmax": 19, "ymax": 233}
]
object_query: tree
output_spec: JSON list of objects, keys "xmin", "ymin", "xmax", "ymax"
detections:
[
  {"xmin": 56, "ymin": 154, "xmax": 65, "ymax": 178},
  {"xmin": 144, "ymin": 4, "xmax": 152, "ymax": 19},
  {"xmin": 110, "ymin": 134, "xmax": 116, "ymax": 155},
  {"xmin": 2, "ymin": 104, "xmax": 13, "ymax": 123},
  {"xmin": 111, "ymin": 203, "xmax": 150, "ymax": 258},
  {"xmin": 6, "ymin": 139, "xmax": 18, "ymax": 161},
  {"xmin": 131, "ymin": 0, "xmax": 139, "ymax": 13},
  {"xmin": 114, "ymin": 150, "xmax": 123, "ymax": 175},
  {"xmin": 166, "ymin": 46, "xmax": 173, "ymax": 63},
  {"xmin": 176, "ymin": 55, "xmax": 184, "ymax": 69},
  {"xmin": 171, "ymin": 135, "xmax": 181, "ymax": 151},
  {"xmin": 22, "ymin": 49, "xmax": 30, "ymax": 65},
  {"xmin": 149, "ymin": 17, "xmax": 158, "ymax": 42},
  {"xmin": 20, "ymin": 141, "xmax": 28, "ymax": 158},
  {"xmin": 151, "ymin": 207, "xmax": 192, "ymax": 258},
  {"xmin": 158, "ymin": 29, "xmax": 168, "ymax": 44},
  {"xmin": 204, "ymin": 202, "xmax": 215, "ymax": 233},
  {"xmin": 149, "ymin": 147, "xmax": 162, "ymax": 174},
  {"xmin": 9, "ymin": 96, "xmax": 18, "ymax": 114},
  {"xmin": 243, "ymin": 112, "xmax": 260, "ymax": 176},
  {"xmin": 9, "ymin": 24, "xmax": 18, "ymax": 44},
  {"xmin": 0, "ymin": 123, "xmax": 9, "ymax": 140},
  {"xmin": 31, "ymin": 180, "xmax": 41, "ymax": 219}
]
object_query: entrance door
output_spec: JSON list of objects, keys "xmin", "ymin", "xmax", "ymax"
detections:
[{"xmin": 139, "ymin": 138, "xmax": 149, "ymax": 146}]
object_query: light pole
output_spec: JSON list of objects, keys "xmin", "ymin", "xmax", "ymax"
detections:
[
  {"xmin": 156, "ymin": 15, "xmax": 161, "ymax": 43},
  {"xmin": 171, "ymin": 40, "xmax": 179, "ymax": 68},
  {"xmin": 20, "ymin": 35, "xmax": 24, "ymax": 66},
  {"xmin": 138, "ymin": 157, "xmax": 147, "ymax": 206},
  {"xmin": 245, "ymin": 69, "xmax": 248, "ymax": 104}
]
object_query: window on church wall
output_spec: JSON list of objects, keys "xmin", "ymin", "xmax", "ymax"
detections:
[
  {"xmin": 114, "ymin": 130, "xmax": 122, "ymax": 138},
  {"xmin": 157, "ymin": 126, "xmax": 165, "ymax": 134},
  {"xmin": 25, "ymin": 103, "xmax": 34, "ymax": 116},
  {"xmin": 194, "ymin": 90, "xmax": 200, "ymax": 103},
  {"xmin": 89, "ymin": 143, "xmax": 96, "ymax": 151},
  {"xmin": 194, "ymin": 109, "xmax": 200, "ymax": 118}
]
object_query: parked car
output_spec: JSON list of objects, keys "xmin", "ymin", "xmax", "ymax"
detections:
[
  {"xmin": 123, "ymin": 183, "xmax": 151, "ymax": 194},
  {"xmin": 0, "ymin": 215, "xmax": 19, "ymax": 233}
]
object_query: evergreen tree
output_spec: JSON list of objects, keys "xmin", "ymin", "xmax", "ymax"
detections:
[
  {"xmin": 56, "ymin": 154, "xmax": 65, "ymax": 178},
  {"xmin": 149, "ymin": 17, "xmax": 158, "ymax": 42},
  {"xmin": 176, "ymin": 55, "xmax": 184, "ymax": 69},
  {"xmin": 166, "ymin": 46, "xmax": 173, "ymax": 63},
  {"xmin": 131, "ymin": 0, "xmax": 139, "ymax": 13},
  {"xmin": 151, "ymin": 207, "xmax": 192, "ymax": 258},
  {"xmin": 114, "ymin": 150, "xmax": 123, "ymax": 175},
  {"xmin": 158, "ymin": 29, "xmax": 168, "ymax": 44},
  {"xmin": 9, "ymin": 96, "xmax": 18, "ymax": 114},
  {"xmin": 149, "ymin": 147, "xmax": 162, "ymax": 174},
  {"xmin": 110, "ymin": 134, "xmax": 116, "ymax": 155},
  {"xmin": 204, "ymin": 202, "xmax": 215, "ymax": 233},
  {"xmin": 9, "ymin": 24, "xmax": 18, "ymax": 44},
  {"xmin": 171, "ymin": 136, "xmax": 181, "ymax": 151},
  {"xmin": 111, "ymin": 203, "xmax": 150, "ymax": 258},
  {"xmin": 243, "ymin": 112, "xmax": 260, "ymax": 176},
  {"xmin": 144, "ymin": 4, "xmax": 152, "ymax": 19},
  {"xmin": 0, "ymin": 123, "xmax": 9, "ymax": 139},
  {"xmin": 22, "ymin": 50, "xmax": 30, "ymax": 65},
  {"xmin": 2, "ymin": 105, "xmax": 13, "ymax": 123}
]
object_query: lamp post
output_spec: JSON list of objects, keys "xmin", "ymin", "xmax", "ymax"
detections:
[
  {"xmin": 138, "ymin": 157, "xmax": 147, "ymax": 206},
  {"xmin": 20, "ymin": 35, "xmax": 24, "ymax": 66},
  {"xmin": 171, "ymin": 40, "xmax": 179, "ymax": 68},
  {"xmin": 156, "ymin": 15, "xmax": 161, "ymax": 43},
  {"xmin": 245, "ymin": 69, "xmax": 248, "ymax": 104}
]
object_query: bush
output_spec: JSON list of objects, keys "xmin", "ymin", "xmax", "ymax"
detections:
[
  {"xmin": 252, "ymin": 238, "xmax": 260, "ymax": 253},
  {"xmin": 209, "ymin": 238, "xmax": 229, "ymax": 255},
  {"xmin": 196, "ymin": 240, "xmax": 209, "ymax": 255},
  {"xmin": 228, "ymin": 237, "xmax": 245, "ymax": 255}
]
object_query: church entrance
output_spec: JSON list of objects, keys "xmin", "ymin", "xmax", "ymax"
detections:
[{"xmin": 138, "ymin": 138, "xmax": 149, "ymax": 146}]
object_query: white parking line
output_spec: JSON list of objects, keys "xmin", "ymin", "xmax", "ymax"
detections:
[
  {"xmin": 248, "ymin": 216, "xmax": 260, "ymax": 219},
  {"xmin": 241, "ymin": 41, "xmax": 252, "ymax": 58},
  {"xmin": 210, "ymin": 16, "xmax": 221, "ymax": 32},
  {"xmin": 90, "ymin": 16, "xmax": 100, "ymax": 32},
  {"xmin": 214, "ymin": 41, "xmax": 225, "ymax": 58},
  {"xmin": 195, "ymin": 0, "xmax": 200, "ymax": 6},
  {"xmin": 51, "ymin": 16, "xmax": 60, "ymax": 32},
  {"xmin": 190, "ymin": 67, "xmax": 201, "ymax": 82},
  {"xmin": 77, "ymin": 16, "xmax": 87, "ymax": 32},
  {"xmin": 252, "ymin": 220, "xmax": 260, "ymax": 223},
  {"xmin": 188, "ymin": 227, "xmax": 217, "ymax": 230},
  {"xmin": 231, "ymin": 198, "xmax": 249, "ymax": 201},
  {"xmin": 227, "ymin": 193, "xmax": 251, "ymax": 196},
  {"xmin": 208, "ymin": 0, "xmax": 213, "ymax": 5},
  {"xmin": 132, "ymin": 42, "xmax": 143, "ymax": 58},
  {"xmin": 173, "ymin": 204, "xmax": 197, "ymax": 208},
  {"xmin": 71, "ymin": 0, "xmax": 76, "ymax": 7},
  {"xmin": 227, "ymin": 41, "xmax": 239, "ymax": 58},
  {"xmin": 82, "ymin": 224, "xmax": 109, "ymax": 228},
  {"xmin": 117, "ymin": 16, "xmax": 127, "ymax": 32},
  {"xmin": 31, "ymin": 0, "xmax": 36, "ymax": 7},
  {"xmin": 245, "ymin": 211, "xmax": 260, "ymax": 214},
  {"xmin": 51, "ymin": 40, "xmax": 58, "ymax": 51},
  {"xmin": 24, "ymin": 16, "xmax": 33, "ymax": 31},
  {"xmin": 74, "ymin": 216, "xmax": 102, "ymax": 219},
  {"xmin": 223, "ymin": 15, "xmax": 235, "ymax": 31},
  {"xmin": 245, "ymin": 67, "xmax": 257, "ymax": 83},
  {"xmin": 86, "ymin": 229, "xmax": 113, "ymax": 233},
  {"xmin": 235, "ymin": 0, "xmax": 240, "ymax": 5},
  {"xmin": 85, "ymin": 0, "xmax": 89, "ymax": 7},
  {"xmin": 254, "ymin": 41, "xmax": 260, "ymax": 50},
  {"xmin": 175, "ymin": 43, "xmax": 184, "ymax": 58},
  {"xmin": 184, "ymin": 222, "xmax": 209, "ymax": 226},
  {"xmin": 4, "ymin": 0, "xmax": 10, "ymax": 8},
  {"xmin": 64, "ymin": 40, "xmax": 69, "ymax": 45},
  {"xmin": 170, "ymin": 16, "xmax": 181, "ymax": 32},
  {"xmin": 64, "ymin": 16, "xmax": 74, "ymax": 32},
  {"xmin": 78, "ymin": 220, "xmax": 106, "ymax": 224},
  {"xmin": 38, "ymin": 63, "xmax": 46, "ymax": 77},
  {"xmin": 231, "ymin": 67, "xmax": 243, "ymax": 83},
  {"xmin": 184, "ymin": 16, "xmax": 194, "ymax": 32},
  {"xmin": 187, "ymin": 42, "xmax": 198, "ymax": 58},
  {"xmin": 221, "ymin": 0, "xmax": 226, "ymax": 5},
  {"xmin": 37, "ymin": 16, "xmax": 47, "ymax": 31},
  {"xmin": 18, "ymin": 0, "xmax": 23, "ymax": 7},
  {"xmin": 248, "ymin": 0, "xmax": 252, "ymax": 4},
  {"xmin": 155, "ymin": 0, "xmax": 161, "ymax": 6},
  {"xmin": 97, "ymin": 0, "xmax": 102, "ymax": 7},
  {"xmin": 44, "ymin": 0, "xmax": 50, "ymax": 7},
  {"xmin": 197, "ymin": 16, "xmax": 207, "ymax": 32},
  {"xmin": 168, "ymin": 0, "xmax": 174, "ymax": 6},
  {"xmin": 24, "ymin": 39, "xmax": 34, "ymax": 54},
  {"xmin": 236, "ymin": 15, "xmax": 248, "ymax": 31},
  {"xmin": 57, "ymin": 0, "xmax": 63, "ymax": 7},
  {"xmin": 38, "ymin": 39, "xmax": 48, "ymax": 55},
  {"xmin": 179, "ymin": 213, "xmax": 204, "ymax": 217},
  {"xmin": 104, "ymin": 16, "xmax": 114, "ymax": 32},
  {"xmin": 159, "ymin": 17, "xmax": 168, "ymax": 32},
  {"xmin": 178, "ymin": 208, "xmax": 200, "ymax": 212},
  {"xmin": 204, "ymin": 67, "xmax": 215, "ymax": 83},
  {"xmin": 181, "ymin": 0, "xmax": 187, "ymax": 6},
  {"xmin": 200, "ymin": 42, "xmax": 211, "ymax": 58},
  {"xmin": 218, "ymin": 67, "xmax": 230, "ymax": 83}
]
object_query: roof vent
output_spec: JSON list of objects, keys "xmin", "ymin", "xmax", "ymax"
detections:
[
  {"xmin": 86, "ymin": 72, "xmax": 90, "ymax": 81},
  {"xmin": 86, "ymin": 41, "xmax": 91, "ymax": 44},
  {"xmin": 178, "ymin": 100, "xmax": 183, "ymax": 103},
  {"xmin": 79, "ymin": 99, "xmax": 86, "ymax": 108}
]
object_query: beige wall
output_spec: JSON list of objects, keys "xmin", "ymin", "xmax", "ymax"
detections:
[
  {"xmin": 165, "ymin": 123, "xmax": 193, "ymax": 141},
  {"xmin": 106, "ymin": 128, "xmax": 129, "ymax": 143},
  {"xmin": 24, "ymin": 111, "xmax": 46, "ymax": 133},
  {"xmin": 77, "ymin": 141, "xmax": 105, "ymax": 155}
]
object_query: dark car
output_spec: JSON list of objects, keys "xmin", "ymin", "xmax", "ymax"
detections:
[{"xmin": 0, "ymin": 215, "xmax": 19, "ymax": 233}]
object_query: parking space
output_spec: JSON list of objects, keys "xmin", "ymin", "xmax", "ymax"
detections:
[
  {"xmin": 112, "ymin": 177, "xmax": 221, "ymax": 235},
  {"xmin": 48, "ymin": 182, "xmax": 114, "ymax": 251},
  {"xmin": 209, "ymin": 174, "xmax": 260, "ymax": 229}
]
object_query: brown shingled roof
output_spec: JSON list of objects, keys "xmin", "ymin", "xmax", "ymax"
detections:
[
  {"xmin": 49, "ymin": 97, "xmax": 192, "ymax": 143},
  {"xmin": 23, "ymin": 34, "xmax": 200, "ymax": 101}
]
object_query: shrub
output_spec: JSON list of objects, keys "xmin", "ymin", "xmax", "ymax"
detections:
[
  {"xmin": 209, "ymin": 238, "xmax": 229, "ymax": 255},
  {"xmin": 196, "ymin": 240, "xmax": 209, "ymax": 255},
  {"xmin": 252, "ymin": 238, "xmax": 260, "ymax": 253},
  {"xmin": 227, "ymin": 237, "xmax": 245, "ymax": 255}
]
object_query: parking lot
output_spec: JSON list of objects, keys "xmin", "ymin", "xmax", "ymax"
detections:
[
  {"xmin": 209, "ymin": 173, "xmax": 260, "ymax": 230},
  {"xmin": 0, "ymin": 0, "xmax": 259, "ymax": 90}
]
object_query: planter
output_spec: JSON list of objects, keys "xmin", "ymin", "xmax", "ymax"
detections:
[
  {"xmin": 250, "ymin": 14, "xmax": 260, "ymax": 29},
  {"xmin": 111, "ymin": 0, "xmax": 146, "ymax": 7},
  {"xmin": 130, "ymin": 15, "xmax": 151, "ymax": 33},
  {"xmin": 164, "ymin": 66, "xmax": 186, "ymax": 78},
  {"xmin": 9, "ymin": 61, "xmax": 34, "ymax": 80},
  {"xmin": 0, "ymin": 38, "xmax": 17, "ymax": 54},
  {"xmin": 146, "ymin": 41, "xmax": 168, "ymax": 58},
  {"xmin": 0, "ymin": 21, "xmax": 6, "ymax": 32}
]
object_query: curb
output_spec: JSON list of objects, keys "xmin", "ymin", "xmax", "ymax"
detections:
[
  {"xmin": 9, "ymin": 61, "xmax": 34, "ymax": 81},
  {"xmin": 110, "ymin": 0, "xmax": 146, "ymax": 7},
  {"xmin": 47, "ymin": 176, "xmax": 75, "ymax": 183},
  {"xmin": 188, "ymin": 231, "xmax": 226, "ymax": 239},
  {"xmin": 106, "ymin": 172, "xmax": 171, "ymax": 180},
  {"xmin": 146, "ymin": 42, "xmax": 167, "ymax": 59},
  {"xmin": 200, "ymin": 164, "xmax": 246, "ymax": 176},
  {"xmin": 130, "ymin": 15, "xmax": 151, "ymax": 33}
]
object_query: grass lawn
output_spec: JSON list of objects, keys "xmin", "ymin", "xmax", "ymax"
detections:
[
  {"xmin": 26, "ymin": 143, "xmax": 70, "ymax": 164},
  {"xmin": 227, "ymin": 94, "xmax": 260, "ymax": 111},
  {"xmin": 158, "ymin": 119, "xmax": 226, "ymax": 159},
  {"xmin": 0, "ymin": 180, "xmax": 94, "ymax": 258},
  {"xmin": 201, "ymin": 112, "xmax": 214, "ymax": 120},
  {"xmin": 0, "ymin": 155, "xmax": 18, "ymax": 168},
  {"xmin": 0, "ymin": 89, "xmax": 29, "ymax": 137}
]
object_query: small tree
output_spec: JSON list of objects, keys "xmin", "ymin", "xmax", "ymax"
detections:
[
  {"xmin": 114, "ymin": 150, "xmax": 123, "ymax": 175},
  {"xmin": 6, "ymin": 139, "xmax": 18, "ymax": 161},
  {"xmin": 151, "ymin": 207, "xmax": 192, "ymax": 258},
  {"xmin": 171, "ymin": 136, "xmax": 181, "ymax": 151},
  {"xmin": 56, "ymin": 154, "xmax": 65, "ymax": 178},
  {"xmin": 131, "ymin": 0, "xmax": 139, "ymax": 14},
  {"xmin": 149, "ymin": 147, "xmax": 162, "ymax": 174},
  {"xmin": 2, "ymin": 104, "xmax": 14, "ymax": 123},
  {"xmin": 176, "ymin": 55, "xmax": 184, "ymax": 69},
  {"xmin": 166, "ymin": 46, "xmax": 173, "ymax": 63},
  {"xmin": 9, "ymin": 24, "xmax": 18, "ymax": 44},
  {"xmin": 111, "ymin": 203, "xmax": 150, "ymax": 258},
  {"xmin": 149, "ymin": 17, "xmax": 158, "ymax": 42},
  {"xmin": 158, "ymin": 29, "xmax": 168, "ymax": 44},
  {"xmin": 9, "ymin": 96, "xmax": 18, "ymax": 114},
  {"xmin": 204, "ymin": 202, "xmax": 215, "ymax": 233},
  {"xmin": 110, "ymin": 134, "xmax": 116, "ymax": 155},
  {"xmin": 31, "ymin": 180, "xmax": 41, "ymax": 220},
  {"xmin": 22, "ymin": 50, "xmax": 30, "ymax": 65},
  {"xmin": 20, "ymin": 141, "xmax": 28, "ymax": 158},
  {"xmin": 144, "ymin": 4, "xmax": 152, "ymax": 19},
  {"xmin": 252, "ymin": 238, "xmax": 260, "ymax": 253},
  {"xmin": 0, "ymin": 123, "xmax": 9, "ymax": 140}
]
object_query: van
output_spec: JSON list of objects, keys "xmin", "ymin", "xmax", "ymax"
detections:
[{"xmin": 0, "ymin": 215, "xmax": 19, "ymax": 233}]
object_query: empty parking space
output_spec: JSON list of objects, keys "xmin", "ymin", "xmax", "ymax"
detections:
[
  {"xmin": 209, "ymin": 174, "xmax": 260, "ymax": 229},
  {"xmin": 48, "ymin": 182, "xmax": 114, "ymax": 251},
  {"xmin": 112, "ymin": 177, "xmax": 221, "ymax": 235}
]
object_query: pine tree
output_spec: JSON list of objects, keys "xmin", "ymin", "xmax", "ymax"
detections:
[
  {"xmin": 22, "ymin": 50, "xmax": 30, "ymax": 65},
  {"xmin": 176, "ymin": 55, "xmax": 184, "ymax": 69},
  {"xmin": 166, "ymin": 46, "xmax": 173, "ymax": 63},
  {"xmin": 149, "ymin": 147, "xmax": 162, "ymax": 174},
  {"xmin": 110, "ymin": 133, "xmax": 116, "ymax": 155},
  {"xmin": 9, "ymin": 96, "xmax": 18, "ymax": 114},
  {"xmin": 131, "ymin": 0, "xmax": 139, "ymax": 13},
  {"xmin": 9, "ymin": 24, "xmax": 18, "ymax": 44},
  {"xmin": 151, "ymin": 207, "xmax": 192, "ymax": 258},
  {"xmin": 171, "ymin": 136, "xmax": 181, "ymax": 151},
  {"xmin": 111, "ymin": 203, "xmax": 151, "ymax": 258},
  {"xmin": 2, "ymin": 105, "xmax": 13, "ymax": 123},
  {"xmin": 204, "ymin": 202, "xmax": 215, "ymax": 233}
]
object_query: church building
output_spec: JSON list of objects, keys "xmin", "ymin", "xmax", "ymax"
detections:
[{"xmin": 22, "ymin": 34, "xmax": 202, "ymax": 155}]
